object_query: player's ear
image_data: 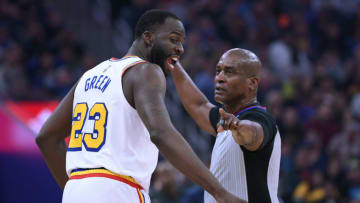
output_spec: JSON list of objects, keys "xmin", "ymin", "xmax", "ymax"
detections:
[{"xmin": 143, "ymin": 31, "xmax": 154, "ymax": 47}]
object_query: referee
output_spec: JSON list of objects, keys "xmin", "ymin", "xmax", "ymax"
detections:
[{"xmin": 166, "ymin": 48, "xmax": 281, "ymax": 203}]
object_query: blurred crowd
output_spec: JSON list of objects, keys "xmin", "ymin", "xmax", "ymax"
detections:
[
  {"xmin": 2, "ymin": 0, "xmax": 360, "ymax": 202},
  {"xmin": 0, "ymin": 0, "xmax": 97, "ymax": 100}
]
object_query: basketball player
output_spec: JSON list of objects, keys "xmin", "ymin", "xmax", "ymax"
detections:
[
  {"xmin": 166, "ymin": 48, "xmax": 281, "ymax": 203},
  {"xmin": 36, "ymin": 10, "xmax": 245, "ymax": 203}
]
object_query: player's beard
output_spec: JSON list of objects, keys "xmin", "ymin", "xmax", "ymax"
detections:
[{"xmin": 150, "ymin": 42, "xmax": 169, "ymax": 76}]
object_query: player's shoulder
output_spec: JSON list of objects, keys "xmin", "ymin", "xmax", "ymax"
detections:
[
  {"xmin": 122, "ymin": 61, "xmax": 166, "ymax": 91},
  {"xmin": 126, "ymin": 61, "xmax": 164, "ymax": 78},
  {"xmin": 131, "ymin": 61, "xmax": 162, "ymax": 72}
]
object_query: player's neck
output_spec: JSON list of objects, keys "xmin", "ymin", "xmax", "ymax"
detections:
[
  {"xmin": 127, "ymin": 40, "xmax": 150, "ymax": 61},
  {"xmin": 224, "ymin": 97, "xmax": 258, "ymax": 115}
]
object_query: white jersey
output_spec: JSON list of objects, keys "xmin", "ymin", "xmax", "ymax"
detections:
[{"xmin": 66, "ymin": 56, "xmax": 159, "ymax": 192}]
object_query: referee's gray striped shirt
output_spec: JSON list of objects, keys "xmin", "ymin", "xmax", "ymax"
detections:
[{"xmin": 204, "ymin": 129, "xmax": 281, "ymax": 203}]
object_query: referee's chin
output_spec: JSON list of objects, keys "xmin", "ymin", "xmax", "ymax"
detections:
[{"xmin": 214, "ymin": 95, "xmax": 224, "ymax": 105}]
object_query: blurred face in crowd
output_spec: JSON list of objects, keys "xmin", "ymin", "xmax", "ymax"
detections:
[
  {"xmin": 149, "ymin": 17, "xmax": 185, "ymax": 71},
  {"xmin": 214, "ymin": 49, "xmax": 260, "ymax": 106}
]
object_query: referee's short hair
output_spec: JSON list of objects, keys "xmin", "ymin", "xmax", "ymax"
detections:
[{"xmin": 134, "ymin": 9, "xmax": 180, "ymax": 39}]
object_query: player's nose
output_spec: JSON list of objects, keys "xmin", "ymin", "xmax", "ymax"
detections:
[{"xmin": 175, "ymin": 43, "xmax": 184, "ymax": 56}]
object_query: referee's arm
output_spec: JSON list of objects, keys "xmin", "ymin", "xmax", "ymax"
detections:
[
  {"xmin": 218, "ymin": 108, "xmax": 264, "ymax": 151},
  {"xmin": 166, "ymin": 59, "xmax": 217, "ymax": 136}
]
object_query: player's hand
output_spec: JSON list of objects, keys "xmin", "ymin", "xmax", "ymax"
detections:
[
  {"xmin": 216, "ymin": 191, "xmax": 247, "ymax": 203},
  {"xmin": 217, "ymin": 108, "xmax": 246, "ymax": 145},
  {"xmin": 165, "ymin": 56, "xmax": 181, "ymax": 72}
]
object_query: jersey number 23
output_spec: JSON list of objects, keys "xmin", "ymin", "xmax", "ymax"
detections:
[{"xmin": 68, "ymin": 103, "xmax": 108, "ymax": 152}]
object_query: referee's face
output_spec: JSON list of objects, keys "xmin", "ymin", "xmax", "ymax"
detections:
[{"xmin": 214, "ymin": 54, "xmax": 250, "ymax": 105}]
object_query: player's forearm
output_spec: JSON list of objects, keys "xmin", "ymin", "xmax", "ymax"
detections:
[
  {"xmin": 150, "ymin": 129, "xmax": 226, "ymax": 199},
  {"xmin": 171, "ymin": 64, "xmax": 209, "ymax": 114},
  {"xmin": 36, "ymin": 135, "xmax": 68, "ymax": 189}
]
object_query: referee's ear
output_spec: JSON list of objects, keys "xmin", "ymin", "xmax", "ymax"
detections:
[{"xmin": 247, "ymin": 77, "xmax": 259, "ymax": 92}]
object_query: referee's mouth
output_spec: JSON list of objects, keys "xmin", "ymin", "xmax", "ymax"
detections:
[{"xmin": 215, "ymin": 86, "xmax": 226, "ymax": 94}]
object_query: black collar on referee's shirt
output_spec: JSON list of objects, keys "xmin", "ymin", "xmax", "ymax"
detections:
[{"xmin": 233, "ymin": 102, "xmax": 266, "ymax": 118}]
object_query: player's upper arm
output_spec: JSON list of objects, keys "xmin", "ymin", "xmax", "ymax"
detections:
[
  {"xmin": 129, "ymin": 63, "xmax": 176, "ymax": 139},
  {"xmin": 36, "ymin": 83, "xmax": 77, "ymax": 144}
]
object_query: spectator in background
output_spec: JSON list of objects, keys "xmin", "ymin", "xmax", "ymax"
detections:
[
  {"xmin": 351, "ymin": 93, "xmax": 360, "ymax": 122},
  {"xmin": 0, "ymin": 43, "xmax": 29, "ymax": 100},
  {"xmin": 151, "ymin": 161, "xmax": 185, "ymax": 203},
  {"xmin": 347, "ymin": 160, "xmax": 360, "ymax": 202},
  {"xmin": 279, "ymin": 106, "xmax": 304, "ymax": 145},
  {"xmin": 328, "ymin": 122, "xmax": 360, "ymax": 162},
  {"xmin": 325, "ymin": 157, "xmax": 348, "ymax": 200},
  {"xmin": 279, "ymin": 138, "xmax": 296, "ymax": 203},
  {"xmin": 293, "ymin": 169, "xmax": 326, "ymax": 203},
  {"xmin": 306, "ymin": 103, "xmax": 340, "ymax": 146},
  {"xmin": 268, "ymin": 27, "xmax": 311, "ymax": 81},
  {"xmin": 323, "ymin": 181, "xmax": 341, "ymax": 203}
]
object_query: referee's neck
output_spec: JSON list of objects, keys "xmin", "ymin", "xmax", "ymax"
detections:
[{"xmin": 224, "ymin": 97, "xmax": 258, "ymax": 115}]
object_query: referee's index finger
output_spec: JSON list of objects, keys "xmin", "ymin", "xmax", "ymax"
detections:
[{"xmin": 219, "ymin": 108, "xmax": 231, "ymax": 119}]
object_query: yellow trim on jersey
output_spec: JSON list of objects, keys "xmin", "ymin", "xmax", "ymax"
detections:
[
  {"xmin": 122, "ymin": 55, "xmax": 140, "ymax": 59},
  {"xmin": 71, "ymin": 168, "xmax": 134, "ymax": 182},
  {"xmin": 70, "ymin": 168, "xmax": 143, "ymax": 190},
  {"xmin": 137, "ymin": 188, "xmax": 145, "ymax": 203}
]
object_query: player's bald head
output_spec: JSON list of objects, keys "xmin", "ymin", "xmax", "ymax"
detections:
[{"xmin": 221, "ymin": 48, "xmax": 262, "ymax": 78}]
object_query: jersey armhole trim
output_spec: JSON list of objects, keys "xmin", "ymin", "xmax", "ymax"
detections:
[
  {"xmin": 110, "ymin": 55, "xmax": 148, "ymax": 62},
  {"xmin": 121, "ymin": 61, "xmax": 147, "ymax": 77}
]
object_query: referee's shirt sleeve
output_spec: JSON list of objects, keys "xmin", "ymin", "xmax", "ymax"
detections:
[
  {"xmin": 209, "ymin": 107, "xmax": 277, "ymax": 150},
  {"xmin": 241, "ymin": 111, "xmax": 276, "ymax": 150},
  {"xmin": 209, "ymin": 107, "xmax": 220, "ymax": 133}
]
